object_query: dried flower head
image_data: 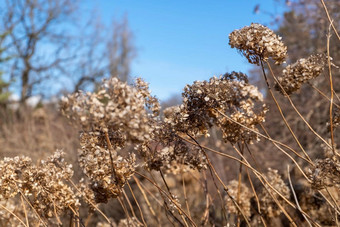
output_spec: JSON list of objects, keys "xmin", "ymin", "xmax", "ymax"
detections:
[
  {"xmin": 275, "ymin": 54, "xmax": 328, "ymax": 95},
  {"xmin": 178, "ymin": 72, "xmax": 266, "ymax": 143},
  {"xmin": 61, "ymin": 77, "xmax": 159, "ymax": 146},
  {"xmin": 0, "ymin": 198, "xmax": 43, "ymax": 226},
  {"xmin": 137, "ymin": 135, "xmax": 207, "ymax": 172},
  {"xmin": 260, "ymin": 168, "xmax": 290, "ymax": 218},
  {"xmin": 229, "ymin": 23, "xmax": 287, "ymax": 65},
  {"xmin": 96, "ymin": 219, "xmax": 117, "ymax": 227},
  {"xmin": 118, "ymin": 217, "xmax": 142, "ymax": 227},
  {"xmin": 0, "ymin": 151, "xmax": 79, "ymax": 221},
  {"xmin": 301, "ymin": 190, "xmax": 335, "ymax": 225},
  {"xmin": 61, "ymin": 77, "xmax": 159, "ymax": 203},
  {"xmin": 309, "ymin": 156, "xmax": 340, "ymax": 189},
  {"xmin": 225, "ymin": 180, "xmax": 253, "ymax": 218},
  {"xmin": 79, "ymin": 132, "xmax": 136, "ymax": 203},
  {"xmin": 329, "ymin": 106, "xmax": 340, "ymax": 131}
]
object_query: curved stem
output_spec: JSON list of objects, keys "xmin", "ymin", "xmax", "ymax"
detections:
[{"xmin": 261, "ymin": 60, "xmax": 313, "ymax": 162}]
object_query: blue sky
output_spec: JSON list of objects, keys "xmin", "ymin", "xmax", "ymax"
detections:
[
  {"xmin": 86, "ymin": 1, "xmax": 286, "ymax": 100},
  {"xmin": 3, "ymin": 0, "xmax": 287, "ymax": 101}
]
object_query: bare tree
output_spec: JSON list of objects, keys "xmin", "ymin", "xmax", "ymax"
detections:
[
  {"xmin": 1, "ymin": 0, "xmax": 79, "ymax": 102},
  {"xmin": 108, "ymin": 17, "xmax": 136, "ymax": 83},
  {"xmin": 0, "ymin": 0, "xmax": 136, "ymax": 103},
  {"xmin": 70, "ymin": 17, "xmax": 136, "ymax": 92}
]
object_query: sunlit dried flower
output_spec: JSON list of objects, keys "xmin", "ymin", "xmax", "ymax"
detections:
[
  {"xmin": 96, "ymin": 219, "xmax": 117, "ymax": 227},
  {"xmin": 329, "ymin": 106, "xmax": 340, "ymax": 131},
  {"xmin": 0, "ymin": 151, "xmax": 79, "ymax": 221},
  {"xmin": 79, "ymin": 132, "xmax": 136, "ymax": 203},
  {"xmin": 225, "ymin": 180, "xmax": 253, "ymax": 218},
  {"xmin": 260, "ymin": 168, "xmax": 290, "ymax": 218},
  {"xmin": 229, "ymin": 23, "xmax": 287, "ymax": 65},
  {"xmin": 298, "ymin": 185, "xmax": 337, "ymax": 225},
  {"xmin": 309, "ymin": 156, "xmax": 340, "ymax": 189},
  {"xmin": 137, "ymin": 135, "xmax": 207, "ymax": 172},
  {"xmin": 0, "ymin": 198, "xmax": 39, "ymax": 226},
  {"xmin": 275, "ymin": 54, "xmax": 328, "ymax": 95},
  {"xmin": 61, "ymin": 77, "xmax": 159, "ymax": 145},
  {"xmin": 61, "ymin": 77, "xmax": 159, "ymax": 203},
  {"xmin": 118, "ymin": 217, "xmax": 142, "ymax": 227},
  {"xmin": 179, "ymin": 72, "xmax": 266, "ymax": 143}
]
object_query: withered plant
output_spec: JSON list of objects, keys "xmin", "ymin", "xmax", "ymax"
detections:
[{"xmin": 1, "ymin": 3, "xmax": 340, "ymax": 227}]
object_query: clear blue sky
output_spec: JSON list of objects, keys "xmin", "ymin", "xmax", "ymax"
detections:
[
  {"xmin": 48, "ymin": 1, "xmax": 288, "ymax": 101},
  {"xmin": 90, "ymin": 1, "xmax": 284, "ymax": 100}
]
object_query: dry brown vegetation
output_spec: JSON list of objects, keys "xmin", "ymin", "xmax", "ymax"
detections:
[{"xmin": 1, "ymin": 0, "xmax": 340, "ymax": 226}]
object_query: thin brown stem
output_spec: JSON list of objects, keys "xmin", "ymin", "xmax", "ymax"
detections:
[
  {"xmin": 104, "ymin": 131, "xmax": 118, "ymax": 183},
  {"xmin": 236, "ymin": 143, "xmax": 244, "ymax": 227},
  {"xmin": 320, "ymin": 0, "xmax": 340, "ymax": 41},
  {"xmin": 132, "ymin": 175, "xmax": 160, "ymax": 225},
  {"xmin": 261, "ymin": 60, "xmax": 313, "ymax": 162},
  {"xmin": 246, "ymin": 168, "xmax": 267, "ymax": 227},
  {"xmin": 0, "ymin": 202, "xmax": 28, "ymax": 227},
  {"xmin": 232, "ymin": 145, "xmax": 321, "ymax": 227},
  {"xmin": 327, "ymin": 23, "xmax": 337, "ymax": 156},
  {"xmin": 20, "ymin": 194, "xmax": 30, "ymax": 227},
  {"xmin": 185, "ymin": 134, "xmax": 251, "ymax": 226},
  {"xmin": 266, "ymin": 61, "xmax": 332, "ymax": 151},
  {"xmin": 122, "ymin": 189, "xmax": 141, "ymax": 224},
  {"xmin": 127, "ymin": 181, "xmax": 147, "ymax": 226},
  {"xmin": 287, "ymin": 165, "xmax": 313, "ymax": 227},
  {"xmin": 68, "ymin": 179, "xmax": 112, "ymax": 225},
  {"xmin": 18, "ymin": 190, "xmax": 47, "ymax": 227},
  {"xmin": 181, "ymin": 173, "xmax": 192, "ymax": 220},
  {"xmin": 134, "ymin": 171, "xmax": 198, "ymax": 227},
  {"xmin": 308, "ymin": 83, "xmax": 340, "ymax": 108},
  {"xmin": 117, "ymin": 195, "xmax": 132, "ymax": 227}
]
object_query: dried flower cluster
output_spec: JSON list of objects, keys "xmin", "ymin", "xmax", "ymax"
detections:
[
  {"xmin": 275, "ymin": 54, "xmax": 328, "ymax": 95},
  {"xmin": 2, "ymin": 20, "xmax": 338, "ymax": 226},
  {"xmin": 260, "ymin": 168, "xmax": 290, "ymax": 217},
  {"xmin": 0, "ymin": 198, "xmax": 39, "ymax": 226},
  {"xmin": 137, "ymin": 134, "xmax": 207, "ymax": 172},
  {"xmin": 96, "ymin": 217, "xmax": 142, "ymax": 227},
  {"xmin": 0, "ymin": 151, "xmax": 79, "ymax": 221},
  {"xmin": 225, "ymin": 180, "xmax": 252, "ymax": 218},
  {"xmin": 229, "ymin": 23, "xmax": 287, "ymax": 65},
  {"xmin": 297, "ymin": 185, "xmax": 336, "ymax": 225},
  {"xmin": 61, "ymin": 77, "xmax": 159, "ymax": 144},
  {"xmin": 61, "ymin": 77, "xmax": 160, "ymax": 203},
  {"xmin": 118, "ymin": 217, "xmax": 142, "ymax": 227},
  {"xmin": 79, "ymin": 132, "xmax": 137, "ymax": 203},
  {"xmin": 330, "ymin": 106, "xmax": 340, "ymax": 130},
  {"xmin": 178, "ymin": 72, "xmax": 266, "ymax": 143},
  {"xmin": 309, "ymin": 156, "xmax": 340, "ymax": 189}
]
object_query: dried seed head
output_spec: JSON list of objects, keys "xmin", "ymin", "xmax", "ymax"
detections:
[
  {"xmin": 79, "ymin": 132, "xmax": 137, "ymax": 202},
  {"xmin": 309, "ymin": 156, "xmax": 340, "ymax": 190},
  {"xmin": 137, "ymin": 134, "xmax": 207, "ymax": 172},
  {"xmin": 275, "ymin": 54, "xmax": 328, "ymax": 95},
  {"xmin": 0, "ymin": 151, "xmax": 79, "ymax": 220},
  {"xmin": 118, "ymin": 217, "xmax": 142, "ymax": 227},
  {"xmin": 260, "ymin": 168, "xmax": 290, "ymax": 218},
  {"xmin": 61, "ymin": 77, "xmax": 159, "ymax": 146},
  {"xmin": 225, "ymin": 180, "xmax": 253, "ymax": 218},
  {"xmin": 180, "ymin": 72, "xmax": 266, "ymax": 143},
  {"xmin": 229, "ymin": 23, "xmax": 287, "ymax": 65},
  {"xmin": 329, "ymin": 106, "xmax": 340, "ymax": 131}
]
